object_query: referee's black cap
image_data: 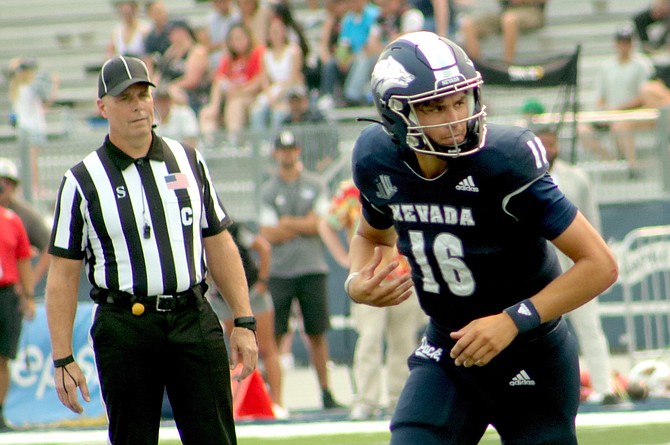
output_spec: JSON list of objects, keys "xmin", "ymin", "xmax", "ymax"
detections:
[{"xmin": 98, "ymin": 56, "xmax": 156, "ymax": 99}]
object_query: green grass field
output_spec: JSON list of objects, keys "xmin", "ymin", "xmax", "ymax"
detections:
[
  {"xmin": 233, "ymin": 424, "xmax": 670, "ymax": 445},
  {"xmin": 25, "ymin": 422, "xmax": 669, "ymax": 445}
]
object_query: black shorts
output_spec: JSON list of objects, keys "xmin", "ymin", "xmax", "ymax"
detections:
[
  {"xmin": 91, "ymin": 293, "xmax": 235, "ymax": 444},
  {"xmin": 0, "ymin": 285, "xmax": 23, "ymax": 359},
  {"xmin": 269, "ymin": 274, "xmax": 330, "ymax": 336},
  {"xmin": 391, "ymin": 318, "xmax": 579, "ymax": 445}
]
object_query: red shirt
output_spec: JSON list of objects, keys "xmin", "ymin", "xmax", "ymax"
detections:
[
  {"xmin": 215, "ymin": 45, "xmax": 264, "ymax": 85},
  {"xmin": 0, "ymin": 207, "xmax": 31, "ymax": 287}
]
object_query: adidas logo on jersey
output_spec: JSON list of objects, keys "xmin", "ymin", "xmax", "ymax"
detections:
[
  {"xmin": 455, "ymin": 175, "xmax": 479, "ymax": 192},
  {"xmin": 509, "ymin": 370, "xmax": 536, "ymax": 386}
]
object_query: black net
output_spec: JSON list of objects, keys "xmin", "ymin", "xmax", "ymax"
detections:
[{"xmin": 475, "ymin": 46, "xmax": 580, "ymax": 161}]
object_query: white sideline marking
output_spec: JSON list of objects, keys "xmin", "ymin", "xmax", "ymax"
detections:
[{"xmin": 0, "ymin": 411, "xmax": 669, "ymax": 444}]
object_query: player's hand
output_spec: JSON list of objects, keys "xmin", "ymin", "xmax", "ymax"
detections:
[
  {"xmin": 229, "ymin": 327, "xmax": 259, "ymax": 381},
  {"xmin": 348, "ymin": 247, "xmax": 414, "ymax": 307},
  {"xmin": 448, "ymin": 313, "xmax": 519, "ymax": 367},
  {"xmin": 54, "ymin": 362, "xmax": 91, "ymax": 414}
]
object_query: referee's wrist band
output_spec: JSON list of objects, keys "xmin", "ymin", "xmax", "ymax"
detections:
[
  {"xmin": 234, "ymin": 316, "xmax": 257, "ymax": 332},
  {"xmin": 344, "ymin": 272, "xmax": 360, "ymax": 300},
  {"xmin": 53, "ymin": 354, "xmax": 75, "ymax": 368},
  {"xmin": 504, "ymin": 299, "xmax": 541, "ymax": 334}
]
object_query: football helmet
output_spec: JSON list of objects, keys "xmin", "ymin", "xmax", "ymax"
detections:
[{"xmin": 370, "ymin": 31, "xmax": 487, "ymax": 157}]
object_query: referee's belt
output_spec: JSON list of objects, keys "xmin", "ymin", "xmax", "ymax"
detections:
[{"xmin": 91, "ymin": 283, "xmax": 206, "ymax": 313}]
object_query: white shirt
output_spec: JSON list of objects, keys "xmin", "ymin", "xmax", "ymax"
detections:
[{"xmin": 155, "ymin": 105, "xmax": 200, "ymax": 142}]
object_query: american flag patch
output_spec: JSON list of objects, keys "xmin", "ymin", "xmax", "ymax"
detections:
[{"xmin": 165, "ymin": 173, "xmax": 189, "ymax": 190}]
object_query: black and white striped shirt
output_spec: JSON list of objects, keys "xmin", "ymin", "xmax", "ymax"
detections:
[{"xmin": 49, "ymin": 133, "xmax": 231, "ymax": 296}]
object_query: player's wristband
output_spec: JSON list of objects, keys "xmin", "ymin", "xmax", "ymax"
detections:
[
  {"xmin": 53, "ymin": 354, "xmax": 75, "ymax": 368},
  {"xmin": 504, "ymin": 299, "xmax": 541, "ymax": 334},
  {"xmin": 344, "ymin": 272, "xmax": 360, "ymax": 300}
]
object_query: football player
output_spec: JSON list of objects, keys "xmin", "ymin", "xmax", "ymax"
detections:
[{"xmin": 345, "ymin": 31, "xmax": 618, "ymax": 445}]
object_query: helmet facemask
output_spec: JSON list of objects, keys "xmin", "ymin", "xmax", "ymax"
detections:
[{"xmin": 395, "ymin": 78, "xmax": 487, "ymax": 158}]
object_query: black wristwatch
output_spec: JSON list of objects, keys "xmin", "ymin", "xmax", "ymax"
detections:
[{"xmin": 234, "ymin": 316, "xmax": 257, "ymax": 332}]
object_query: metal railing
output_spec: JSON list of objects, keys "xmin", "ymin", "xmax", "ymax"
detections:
[
  {"xmin": 617, "ymin": 225, "xmax": 670, "ymax": 368},
  {"xmin": 5, "ymin": 111, "xmax": 669, "ymax": 221}
]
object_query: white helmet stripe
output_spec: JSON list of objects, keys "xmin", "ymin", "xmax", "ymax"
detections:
[{"xmin": 399, "ymin": 31, "xmax": 459, "ymax": 82}]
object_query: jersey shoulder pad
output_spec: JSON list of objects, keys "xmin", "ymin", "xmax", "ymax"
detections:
[{"xmin": 478, "ymin": 124, "xmax": 549, "ymax": 190}]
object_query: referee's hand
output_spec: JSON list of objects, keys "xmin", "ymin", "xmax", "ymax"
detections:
[
  {"xmin": 229, "ymin": 328, "xmax": 259, "ymax": 381},
  {"xmin": 54, "ymin": 362, "xmax": 91, "ymax": 414}
]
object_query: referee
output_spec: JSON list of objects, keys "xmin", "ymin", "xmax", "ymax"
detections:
[{"xmin": 45, "ymin": 56, "xmax": 257, "ymax": 445}]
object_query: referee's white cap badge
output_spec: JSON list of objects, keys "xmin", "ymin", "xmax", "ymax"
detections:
[{"xmin": 98, "ymin": 56, "xmax": 156, "ymax": 99}]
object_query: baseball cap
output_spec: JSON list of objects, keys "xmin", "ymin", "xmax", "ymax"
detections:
[
  {"xmin": 274, "ymin": 130, "xmax": 299, "ymax": 149},
  {"xmin": 98, "ymin": 56, "xmax": 155, "ymax": 99},
  {"xmin": 521, "ymin": 97, "xmax": 545, "ymax": 115},
  {"xmin": 15, "ymin": 58, "xmax": 38, "ymax": 73},
  {"xmin": 0, "ymin": 158, "xmax": 19, "ymax": 183},
  {"xmin": 615, "ymin": 25, "xmax": 634, "ymax": 41}
]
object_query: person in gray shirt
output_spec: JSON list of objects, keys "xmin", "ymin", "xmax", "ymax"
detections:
[{"xmin": 259, "ymin": 129, "xmax": 343, "ymax": 410}]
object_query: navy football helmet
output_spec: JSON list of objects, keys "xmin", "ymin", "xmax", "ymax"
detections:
[{"xmin": 370, "ymin": 31, "xmax": 487, "ymax": 157}]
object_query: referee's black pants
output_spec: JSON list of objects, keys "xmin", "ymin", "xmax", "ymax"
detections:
[{"xmin": 91, "ymin": 295, "xmax": 236, "ymax": 445}]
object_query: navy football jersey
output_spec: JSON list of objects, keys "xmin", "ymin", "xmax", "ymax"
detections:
[{"xmin": 352, "ymin": 123, "xmax": 578, "ymax": 330}]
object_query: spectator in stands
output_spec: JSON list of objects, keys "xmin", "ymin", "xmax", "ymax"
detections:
[
  {"xmin": 270, "ymin": 2, "xmax": 319, "ymax": 93},
  {"xmin": 199, "ymin": 22, "xmax": 264, "ymax": 136},
  {"xmin": 8, "ymin": 57, "xmax": 59, "ymax": 195},
  {"xmin": 409, "ymin": 0, "xmax": 453, "ymax": 37},
  {"xmin": 201, "ymin": 0, "xmax": 240, "ymax": 71},
  {"xmin": 535, "ymin": 126, "xmax": 622, "ymax": 406},
  {"xmin": 460, "ymin": 0, "xmax": 548, "ymax": 64},
  {"xmin": 366, "ymin": 0, "xmax": 425, "ymax": 57},
  {"xmin": 143, "ymin": 1, "xmax": 172, "ymax": 71},
  {"xmin": 283, "ymin": 84, "xmax": 326, "ymax": 125},
  {"xmin": 152, "ymin": 87, "xmax": 200, "ymax": 147},
  {"xmin": 0, "ymin": 189, "xmax": 35, "ymax": 432},
  {"xmin": 237, "ymin": 0, "xmax": 272, "ymax": 47},
  {"xmin": 259, "ymin": 130, "xmax": 343, "ymax": 411},
  {"xmin": 250, "ymin": 15, "xmax": 305, "ymax": 129},
  {"xmin": 579, "ymin": 25, "xmax": 654, "ymax": 173},
  {"xmin": 155, "ymin": 19, "xmax": 211, "ymax": 116},
  {"xmin": 317, "ymin": 0, "xmax": 349, "ymax": 96},
  {"xmin": 319, "ymin": 0, "xmax": 380, "ymax": 109},
  {"xmin": 282, "ymin": 85, "xmax": 338, "ymax": 173},
  {"xmin": 0, "ymin": 159, "xmax": 51, "ymax": 290},
  {"xmin": 318, "ymin": 179, "xmax": 425, "ymax": 420},
  {"xmin": 633, "ymin": 0, "xmax": 670, "ymax": 55},
  {"xmin": 206, "ymin": 221, "xmax": 287, "ymax": 418},
  {"xmin": 106, "ymin": 0, "xmax": 150, "ymax": 58}
]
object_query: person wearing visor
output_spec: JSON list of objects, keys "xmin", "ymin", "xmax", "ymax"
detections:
[{"xmin": 346, "ymin": 31, "xmax": 618, "ymax": 444}]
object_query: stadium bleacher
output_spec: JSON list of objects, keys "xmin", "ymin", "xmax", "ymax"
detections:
[
  {"xmin": 0, "ymin": 0, "xmax": 644, "ymax": 126},
  {"xmin": 0, "ymin": 0, "xmax": 666, "ymax": 214}
]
